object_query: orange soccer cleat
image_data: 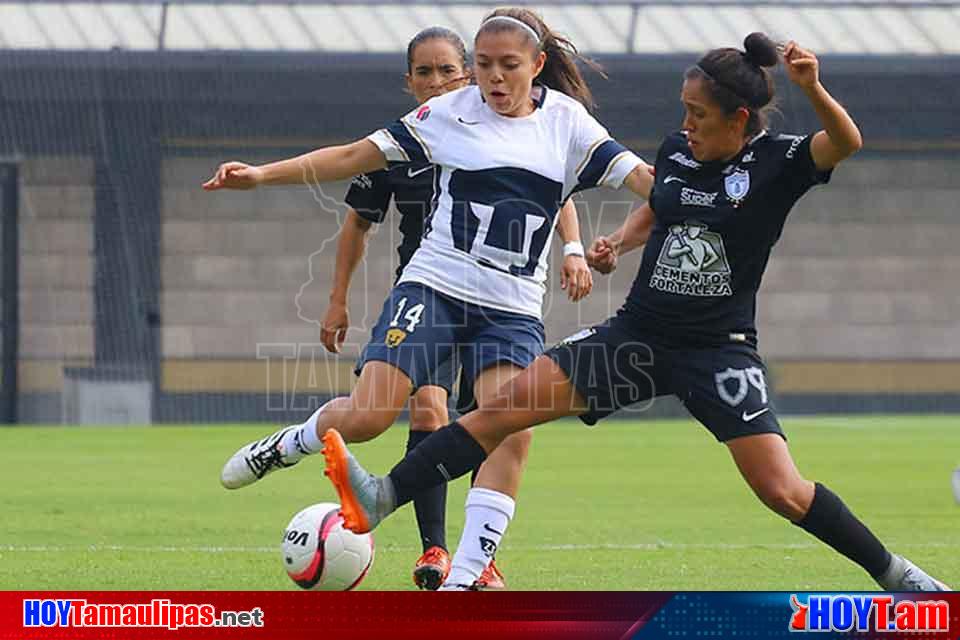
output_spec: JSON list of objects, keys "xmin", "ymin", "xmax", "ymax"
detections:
[
  {"xmin": 321, "ymin": 429, "xmax": 394, "ymax": 534},
  {"xmin": 475, "ymin": 559, "xmax": 506, "ymax": 590},
  {"xmin": 413, "ymin": 546, "xmax": 451, "ymax": 591}
]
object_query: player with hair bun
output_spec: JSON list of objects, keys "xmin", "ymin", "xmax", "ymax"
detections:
[
  {"xmin": 322, "ymin": 33, "xmax": 950, "ymax": 591},
  {"xmin": 206, "ymin": 7, "xmax": 651, "ymax": 590}
]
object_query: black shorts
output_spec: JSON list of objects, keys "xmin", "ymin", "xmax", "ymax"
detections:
[{"xmin": 544, "ymin": 311, "xmax": 784, "ymax": 442}]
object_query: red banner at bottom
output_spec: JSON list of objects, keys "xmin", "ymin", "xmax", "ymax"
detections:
[{"xmin": 3, "ymin": 591, "xmax": 958, "ymax": 640}]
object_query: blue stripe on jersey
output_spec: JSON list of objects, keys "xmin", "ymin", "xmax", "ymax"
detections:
[
  {"xmin": 575, "ymin": 139, "xmax": 630, "ymax": 191},
  {"xmin": 385, "ymin": 121, "xmax": 429, "ymax": 164}
]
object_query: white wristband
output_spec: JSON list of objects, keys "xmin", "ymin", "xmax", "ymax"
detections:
[{"xmin": 563, "ymin": 241, "xmax": 585, "ymax": 258}]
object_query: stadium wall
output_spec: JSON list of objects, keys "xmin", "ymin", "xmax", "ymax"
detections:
[{"xmin": 3, "ymin": 51, "xmax": 959, "ymax": 422}]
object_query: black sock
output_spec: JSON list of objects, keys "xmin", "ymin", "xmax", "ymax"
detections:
[
  {"xmin": 389, "ymin": 421, "xmax": 487, "ymax": 508},
  {"xmin": 795, "ymin": 482, "xmax": 892, "ymax": 578},
  {"xmin": 407, "ymin": 430, "xmax": 447, "ymax": 552}
]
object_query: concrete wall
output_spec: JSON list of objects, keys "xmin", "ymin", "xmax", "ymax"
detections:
[
  {"xmin": 14, "ymin": 147, "xmax": 959, "ymax": 421},
  {"xmin": 161, "ymin": 151, "xmax": 960, "ymax": 366},
  {"xmin": 19, "ymin": 156, "xmax": 95, "ymax": 361}
]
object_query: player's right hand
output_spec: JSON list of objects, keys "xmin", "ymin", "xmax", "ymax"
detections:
[
  {"xmin": 202, "ymin": 162, "xmax": 264, "ymax": 190},
  {"xmin": 321, "ymin": 302, "xmax": 349, "ymax": 354},
  {"xmin": 586, "ymin": 236, "xmax": 618, "ymax": 274}
]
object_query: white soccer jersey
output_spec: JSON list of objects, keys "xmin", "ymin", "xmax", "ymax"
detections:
[{"xmin": 367, "ymin": 85, "xmax": 644, "ymax": 319}]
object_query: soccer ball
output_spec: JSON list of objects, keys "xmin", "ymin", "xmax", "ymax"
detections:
[{"xmin": 281, "ymin": 502, "xmax": 374, "ymax": 590}]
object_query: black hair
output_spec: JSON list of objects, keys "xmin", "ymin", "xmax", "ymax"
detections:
[
  {"xmin": 685, "ymin": 32, "xmax": 779, "ymax": 137},
  {"xmin": 406, "ymin": 26, "xmax": 467, "ymax": 74},
  {"xmin": 477, "ymin": 7, "xmax": 604, "ymax": 111}
]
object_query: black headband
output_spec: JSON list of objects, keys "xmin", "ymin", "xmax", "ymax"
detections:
[{"xmin": 695, "ymin": 62, "xmax": 762, "ymax": 108}]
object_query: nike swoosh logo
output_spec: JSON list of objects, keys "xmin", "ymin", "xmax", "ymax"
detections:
[
  {"xmin": 742, "ymin": 408, "xmax": 770, "ymax": 422},
  {"xmin": 407, "ymin": 166, "xmax": 432, "ymax": 179},
  {"xmin": 663, "ymin": 176, "xmax": 686, "ymax": 184},
  {"xmin": 457, "ymin": 116, "xmax": 481, "ymax": 125},
  {"xmin": 483, "ymin": 523, "xmax": 503, "ymax": 536}
]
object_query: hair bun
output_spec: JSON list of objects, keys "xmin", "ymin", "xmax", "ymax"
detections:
[{"xmin": 743, "ymin": 32, "xmax": 778, "ymax": 68}]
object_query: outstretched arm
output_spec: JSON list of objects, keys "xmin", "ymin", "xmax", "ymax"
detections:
[
  {"xmin": 783, "ymin": 41, "xmax": 862, "ymax": 171},
  {"xmin": 321, "ymin": 210, "xmax": 373, "ymax": 354},
  {"xmin": 586, "ymin": 201, "xmax": 655, "ymax": 274},
  {"xmin": 555, "ymin": 199, "xmax": 592, "ymax": 302},
  {"xmin": 621, "ymin": 162, "xmax": 655, "ymax": 200},
  {"xmin": 202, "ymin": 140, "xmax": 387, "ymax": 190}
]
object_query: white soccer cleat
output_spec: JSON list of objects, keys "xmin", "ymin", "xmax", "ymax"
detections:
[
  {"xmin": 877, "ymin": 554, "xmax": 951, "ymax": 591},
  {"xmin": 220, "ymin": 426, "xmax": 301, "ymax": 489}
]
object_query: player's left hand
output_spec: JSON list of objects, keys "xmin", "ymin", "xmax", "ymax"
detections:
[
  {"xmin": 783, "ymin": 41, "xmax": 820, "ymax": 89},
  {"xmin": 586, "ymin": 236, "xmax": 618, "ymax": 274},
  {"xmin": 560, "ymin": 254, "xmax": 593, "ymax": 302}
]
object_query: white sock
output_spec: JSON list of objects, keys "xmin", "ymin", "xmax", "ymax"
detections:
[
  {"xmin": 445, "ymin": 488, "xmax": 515, "ymax": 587},
  {"xmin": 279, "ymin": 401, "xmax": 331, "ymax": 463}
]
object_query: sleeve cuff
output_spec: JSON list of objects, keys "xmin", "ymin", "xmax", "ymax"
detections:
[
  {"xmin": 366, "ymin": 129, "xmax": 409, "ymax": 164},
  {"xmin": 601, "ymin": 151, "xmax": 645, "ymax": 189}
]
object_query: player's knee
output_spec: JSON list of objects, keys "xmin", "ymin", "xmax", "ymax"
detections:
[
  {"xmin": 503, "ymin": 428, "xmax": 533, "ymax": 453},
  {"xmin": 409, "ymin": 404, "xmax": 448, "ymax": 432},
  {"xmin": 753, "ymin": 480, "xmax": 807, "ymax": 521}
]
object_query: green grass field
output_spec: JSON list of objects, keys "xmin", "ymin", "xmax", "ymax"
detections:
[{"xmin": 1, "ymin": 416, "xmax": 957, "ymax": 590}]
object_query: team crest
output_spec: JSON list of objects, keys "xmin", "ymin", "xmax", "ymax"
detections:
[
  {"xmin": 724, "ymin": 170, "xmax": 750, "ymax": 204},
  {"xmin": 385, "ymin": 328, "xmax": 407, "ymax": 348}
]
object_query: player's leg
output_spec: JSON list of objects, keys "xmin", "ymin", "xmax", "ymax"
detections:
[
  {"xmin": 322, "ymin": 317, "xmax": 654, "ymax": 535},
  {"xmin": 727, "ymin": 433, "xmax": 948, "ymax": 590},
  {"xmin": 221, "ymin": 282, "xmax": 451, "ymax": 489},
  {"xmin": 220, "ymin": 360, "xmax": 411, "ymax": 489},
  {"xmin": 408, "ymin": 383, "xmax": 452, "ymax": 590},
  {"xmin": 321, "ymin": 355, "xmax": 584, "ymax": 533},
  {"xmin": 681, "ymin": 345, "xmax": 949, "ymax": 590},
  {"xmin": 444, "ymin": 361, "xmax": 530, "ymax": 589}
]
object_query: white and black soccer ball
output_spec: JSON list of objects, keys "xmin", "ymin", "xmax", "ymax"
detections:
[{"xmin": 281, "ymin": 503, "xmax": 374, "ymax": 591}]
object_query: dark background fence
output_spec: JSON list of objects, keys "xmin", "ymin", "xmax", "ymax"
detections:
[{"xmin": 3, "ymin": 50, "xmax": 958, "ymax": 423}]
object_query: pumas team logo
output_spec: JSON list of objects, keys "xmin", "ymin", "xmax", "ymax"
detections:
[
  {"xmin": 649, "ymin": 220, "xmax": 732, "ymax": 297},
  {"xmin": 385, "ymin": 328, "xmax": 407, "ymax": 348},
  {"xmin": 724, "ymin": 169, "xmax": 750, "ymax": 205}
]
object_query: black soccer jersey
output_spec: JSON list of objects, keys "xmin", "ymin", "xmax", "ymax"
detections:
[
  {"xmin": 344, "ymin": 163, "xmax": 436, "ymax": 280},
  {"xmin": 624, "ymin": 130, "xmax": 832, "ymax": 346}
]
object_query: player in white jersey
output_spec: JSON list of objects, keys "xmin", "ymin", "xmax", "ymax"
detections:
[
  {"xmin": 205, "ymin": 7, "xmax": 653, "ymax": 589},
  {"xmin": 327, "ymin": 25, "xmax": 592, "ymax": 590}
]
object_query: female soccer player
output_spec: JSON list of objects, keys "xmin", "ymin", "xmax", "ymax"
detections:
[
  {"xmin": 204, "ymin": 9, "xmax": 648, "ymax": 590},
  {"xmin": 323, "ymin": 25, "xmax": 590, "ymax": 590},
  {"xmin": 321, "ymin": 33, "xmax": 950, "ymax": 591}
]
